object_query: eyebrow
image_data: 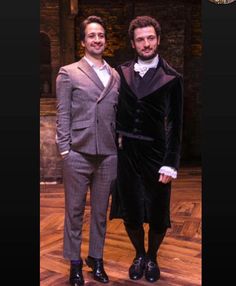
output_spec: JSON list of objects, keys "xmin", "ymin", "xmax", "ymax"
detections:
[
  {"xmin": 135, "ymin": 34, "xmax": 156, "ymax": 39},
  {"xmin": 87, "ymin": 32, "xmax": 105, "ymax": 35}
]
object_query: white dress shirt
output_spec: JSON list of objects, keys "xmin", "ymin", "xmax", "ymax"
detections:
[{"xmin": 84, "ymin": 56, "xmax": 111, "ymax": 87}]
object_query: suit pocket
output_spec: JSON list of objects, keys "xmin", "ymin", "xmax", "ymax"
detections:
[{"xmin": 71, "ymin": 119, "xmax": 93, "ymax": 130}]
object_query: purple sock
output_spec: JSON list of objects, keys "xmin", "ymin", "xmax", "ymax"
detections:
[{"xmin": 71, "ymin": 259, "xmax": 82, "ymax": 265}]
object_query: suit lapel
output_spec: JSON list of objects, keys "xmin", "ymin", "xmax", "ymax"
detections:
[
  {"xmin": 97, "ymin": 65, "xmax": 117, "ymax": 102},
  {"xmin": 77, "ymin": 58, "xmax": 104, "ymax": 91},
  {"xmin": 140, "ymin": 66, "xmax": 176, "ymax": 98}
]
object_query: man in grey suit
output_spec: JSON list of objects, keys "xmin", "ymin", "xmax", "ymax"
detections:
[{"xmin": 56, "ymin": 16, "xmax": 120, "ymax": 286}]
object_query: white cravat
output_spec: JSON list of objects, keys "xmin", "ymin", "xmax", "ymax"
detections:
[
  {"xmin": 84, "ymin": 56, "xmax": 111, "ymax": 87},
  {"xmin": 134, "ymin": 54, "xmax": 159, "ymax": 77}
]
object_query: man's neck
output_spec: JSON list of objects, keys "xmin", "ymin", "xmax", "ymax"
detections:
[
  {"xmin": 137, "ymin": 54, "xmax": 159, "ymax": 66},
  {"xmin": 84, "ymin": 53, "xmax": 104, "ymax": 67}
]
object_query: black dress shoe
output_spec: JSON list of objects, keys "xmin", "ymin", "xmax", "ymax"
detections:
[
  {"xmin": 85, "ymin": 256, "xmax": 109, "ymax": 283},
  {"xmin": 129, "ymin": 256, "xmax": 146, "ymax": 280},
  {"xmin": 69, "ymin": 261, "xmax": 84, "ymax": 286},
  {"xmin": 145, "ymin": 259, "xmax": 160, "ymax": 282}
]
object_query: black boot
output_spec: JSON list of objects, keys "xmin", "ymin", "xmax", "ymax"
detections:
[
  {"xmin": 69, "ymin": 260, "xmax": 84, "ymax": 286},
  {"xmin": 125, "ymin": 223, "xmax": 146, "ymax": 280},
  {"xmin": 85, "ymin": 256, "xmax": 109, "ymax": 283},
  {"xmin": 145, "ymin": 227, "xmax": 166, "ymax": 282}
]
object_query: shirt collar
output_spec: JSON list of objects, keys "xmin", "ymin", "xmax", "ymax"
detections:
[{"xmin": 84, "ymin": 56, "xmax": 110, "ymax": 72}]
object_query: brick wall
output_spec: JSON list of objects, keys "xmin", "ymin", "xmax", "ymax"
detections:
[
  {"xmin": 75, "ymin": 0, "xmax": 186, "ymax": 72},
  {"xmin": 40, "ymin": 0, "xmax": 61, "ymax": 97}
]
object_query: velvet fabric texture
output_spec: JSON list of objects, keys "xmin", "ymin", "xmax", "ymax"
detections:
[
  {"xmin": 109, "ymin": 56, "xmax": 183, "ymax": 231},
  {"xmin": 110, "ymin": 137, "xmax": 171, "ymax": 232},
  {"xmin": 116, "ymin": 56, "xmax": 183, "ymax": 169}
]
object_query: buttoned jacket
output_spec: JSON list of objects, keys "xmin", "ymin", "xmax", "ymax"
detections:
[
  {"xmin": 116, "ymin": 56, "xmax": 183, "ymax": 169},
  {"xmin": 56, "ymin": 58, "xmax": 120, "ymax": 155}
]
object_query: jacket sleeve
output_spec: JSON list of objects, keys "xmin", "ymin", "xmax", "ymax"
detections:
[
  {"xmin": 56, "ymin": 67, "xmax": 72, "ymax": 154},
  {"xmin": 163, "ymin": 76, "xmax": 184, "ymax": 170}
]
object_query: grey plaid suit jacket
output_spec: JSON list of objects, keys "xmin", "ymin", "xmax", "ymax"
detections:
[{"xmin": 56, "ymin": 58, "xmax": 120, "ymax": 155}]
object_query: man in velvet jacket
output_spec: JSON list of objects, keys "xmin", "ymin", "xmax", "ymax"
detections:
[{"xmin": 110, "ymin": 16, "xmax": 183, "ymax": 283}]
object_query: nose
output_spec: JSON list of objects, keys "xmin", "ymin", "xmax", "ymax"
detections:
[
  {"xmin": 144, "ymin": 38, "xmax": 150, "ymax": 47},
  {"xmin": 94, "ymin": 35, "xmax": 100, "ymax": 42}
]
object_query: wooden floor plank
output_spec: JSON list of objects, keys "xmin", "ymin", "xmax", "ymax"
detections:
[{"xmin": 40, "ymin": 166, "xmax": 201, "ymax": 285}]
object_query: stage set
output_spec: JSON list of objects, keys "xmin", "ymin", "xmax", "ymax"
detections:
[
  {"xmin": 40, "ymin": 1, "xmax": 202, "ymax": 285},
  {"xmin": 40, "ymin": 166, "xmax": 201, "ymax": 285}
]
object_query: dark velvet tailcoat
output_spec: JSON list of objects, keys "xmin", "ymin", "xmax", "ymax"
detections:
[{"xmin": 110, "ymin": 57, "xmax": 183, "ymax": 232}]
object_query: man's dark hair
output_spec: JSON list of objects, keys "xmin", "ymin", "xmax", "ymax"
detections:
[
  {"xmin": 80, "ymin": 15, "xmax": 106, "ymax": 41},
  {"xmin": 128, "ymin": 16, "xmax": 161, "ymax": 41}
]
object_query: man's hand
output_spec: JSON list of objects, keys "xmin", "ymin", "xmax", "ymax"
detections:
[{"xmin": 159, "ymin": 173, "xmax": 172, "ymax": 184}]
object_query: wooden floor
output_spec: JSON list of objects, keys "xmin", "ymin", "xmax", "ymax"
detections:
[{"xmin": 40, "ymin": 166, "xmax": 201, "ymax": 286}]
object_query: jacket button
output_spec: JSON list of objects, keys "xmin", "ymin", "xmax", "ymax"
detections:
[{"xmin": 133, "ymin": 128, "xmax": 138, "ymax": 133}]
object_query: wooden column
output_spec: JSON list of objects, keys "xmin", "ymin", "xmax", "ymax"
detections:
[{"xmin": 59, "ymin": 0, "xmax": 78, "ymax": 66}]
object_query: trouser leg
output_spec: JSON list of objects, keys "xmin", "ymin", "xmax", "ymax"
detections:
[
  {"xmin": 89, "ymin": 154, "xmax": 117, "ymax": 258},
  {"xmin": 63, "ymin": 150, "xmax": 92, "ymax": 260}
]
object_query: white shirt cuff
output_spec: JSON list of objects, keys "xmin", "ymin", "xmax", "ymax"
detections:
[
  {"xmin": 158, "ymin": 166, "xmax": 177, "ymax": 179},
  {"xmin": 60, "ymin": 150, "xmax": 69, "ymax": 156}
]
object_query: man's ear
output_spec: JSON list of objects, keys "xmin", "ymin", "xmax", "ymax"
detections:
[
  {"xmin": 157, "ymin": 36, "xmax": 160, "ymax": 45},
  {"xmin": 81, "ymin": 41, "xmax": 85, "ymax": 48}
]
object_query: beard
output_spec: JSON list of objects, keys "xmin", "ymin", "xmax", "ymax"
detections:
[{"xmin": 137, "ymin": 46, "xmax": 158, "ymax": 61}]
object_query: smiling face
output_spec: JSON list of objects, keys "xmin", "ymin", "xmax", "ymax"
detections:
[
  {"xmin": 81, "ymin": 22, "xmax": 106, "ymax": 59},
  {"xmin": 131, "ymin": 26, "xmax": 160, "ymax": 61}
]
